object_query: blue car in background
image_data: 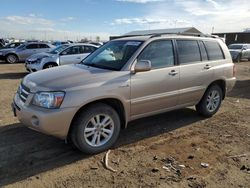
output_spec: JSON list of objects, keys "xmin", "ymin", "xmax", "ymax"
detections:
[{"xmin": 52, "ymin": 41, "xmax": 72, "ymax": 46}]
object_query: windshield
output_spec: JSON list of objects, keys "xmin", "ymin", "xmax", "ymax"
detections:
[
  {"xmin": 228, "ymin": 44, "xmax": 243, "ymax": 49},
  {"xmin": 82, "ymin": 40, "xmax": 143, "ymax": 71},
  {"xmin": 49, "ymin": 45, "xmax": 69, "ymax": 54}
]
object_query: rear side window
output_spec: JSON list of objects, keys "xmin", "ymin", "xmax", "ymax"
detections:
[
  {"xmin": 26, "ymin": 44, "xmax": 39, "ymax": 49},
  {"xmin": 176, "ymin": 40, "xmax": 201, "ymax": 64},
  {"xmin": 138, "ymin": 40, "xmax": 174, "ymax": 69},
  {"xmin": 84, "ymin": 46, "xmax": 97, "ymax": 53},
  {"xmin": 39, "ymin": 44, "xmax": 50, "ymax": 48},
  {"xmin": 203, "ymin": 41, "xmax": 224, "ymax": 60}
]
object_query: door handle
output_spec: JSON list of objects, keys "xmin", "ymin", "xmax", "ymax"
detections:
[
  {"xmin": 204, "ymin": 64, "xmax": 212, "ymax": 69},
  {"xmin": 76, "ymin": 57, "xmax": 81, "ymax": 59},
  {"xmin": 169, "ymin": 70, "xmax": 178, "ymax": 76}
]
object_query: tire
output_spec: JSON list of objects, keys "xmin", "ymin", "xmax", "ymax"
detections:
[
  {"xmin": 6, "ymin": 54, "xmax": 18, "ymax": 64},
  {"xmin": 195, "ymin": 84, "xmax": 223, "ymax": 118},
  {"xmin": 70, "ymin": 103, "xmax": 121, "ymax": 154},
  {"xmin": 235, "ymin": 54, "xmax": 241, "ymax": 63},
  {"xmin": 43, "ymin": 63, "xmax": 57, "ymax": 69}
]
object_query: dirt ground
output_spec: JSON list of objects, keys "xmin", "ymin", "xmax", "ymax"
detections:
[{"xmin": 0, "ymin": 61, "xmax": 249, "ymax": 188}]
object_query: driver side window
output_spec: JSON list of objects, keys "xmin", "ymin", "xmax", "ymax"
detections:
[{"xmin": 137, "ymin": 40, "xmax": 174, "ymax": 69}]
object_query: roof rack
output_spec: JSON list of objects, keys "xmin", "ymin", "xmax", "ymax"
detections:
[{"xmin": 111, "ymin": 33, "xmax": 221, "ymax": 40}]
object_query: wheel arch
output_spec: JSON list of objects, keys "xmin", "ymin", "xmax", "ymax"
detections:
[
  {"xmin": 206, "ymin": 79, "xmax": 226, "ymax": 100},
  {"xmin": 43, "ymin": 62, "xmax": 58, "ymax": 69},
  {"xmin": 67, "ymin": 98, "xmax": 127, "ymax": 140}
]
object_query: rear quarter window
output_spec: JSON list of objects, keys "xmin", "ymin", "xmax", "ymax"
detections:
[{"xmin": 203, "ymin": 41, "xmax": 224, "ymax": 60}]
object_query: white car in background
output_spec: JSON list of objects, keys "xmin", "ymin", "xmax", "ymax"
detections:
[{"xmin": 25, "ymin": 43, "xmax": 98, "ymax": 72}]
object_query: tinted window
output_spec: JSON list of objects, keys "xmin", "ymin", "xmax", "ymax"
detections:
[
  {"xmin": 138, "ymin": 40, "xmax": 174, "ymax": 69},
  {"xmin": 204, "ymin": 41, "xmax": 224, "ymax": 60},
  {"xmin": 84, "ymin": 46, "xmax": 97, "ymax": 53},
  {"xmin": 39, "ymin": 44, "xmax": 50, "ymax": 48},
  {"xmin": 62, "ymin": 46, "xmax": 80, "ymax": 55},
  {"xmin": 26, "ymin": 44, "xmax": 38, "ymax": 49},
  {"xmin": 176, "ymin": 40, "xmax": 201, "ymax": 64},
  {"xmin": 79, "ymin": 46, "xmax": 85, "ymax": 54},
  {"xmin": 228, "ymin": 44, "xmax": 243, "ymax": 49},
  {"xmin": 198, "ymin": 41, "xmax": 208, "ymax": 61}
]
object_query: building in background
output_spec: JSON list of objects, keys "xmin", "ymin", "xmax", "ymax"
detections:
[{"xmin": 213, "ymin": 29, "xmax": 250, "ymax": 45}]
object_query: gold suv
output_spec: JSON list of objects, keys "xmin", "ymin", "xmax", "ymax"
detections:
[{"xmin": 12, "ymin": 35, "xmax": 236, "ymax": 154}]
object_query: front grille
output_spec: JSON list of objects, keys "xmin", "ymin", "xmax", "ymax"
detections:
[{"xmin": 18, "ymin": 83, "xmax": 30, "ymax": 103}]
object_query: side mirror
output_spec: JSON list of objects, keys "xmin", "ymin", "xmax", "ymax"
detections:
[
  {"xmin": 242, "ymin": 47, "xmax": 247, "ymax": 50},
  {"xmin": 133, "ymin": 60, "xmax": 151, "ymax": 73}
]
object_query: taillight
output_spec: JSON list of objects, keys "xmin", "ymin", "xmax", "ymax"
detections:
[{"xmin": 233, "ymin": 64, "xmax": 236, "ymax": 77}]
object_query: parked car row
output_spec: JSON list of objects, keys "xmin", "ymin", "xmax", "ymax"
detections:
[
  {"xmin": 0, "ymin": 41, "xmax": 99, "ymax": 72},
  {"xmin": 0, "ymin": 42, "xmax": 54, "ymax": 63},
  {"xmin": 25, "ymin": 43, "xmax": 98, "ymax": 72}
]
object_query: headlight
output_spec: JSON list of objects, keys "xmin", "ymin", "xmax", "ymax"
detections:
[
  {"xmin": 36, "ymin": 58, "xmax": 42, "ymax": 64},
  {"xmin": 0, "ymin": 52, "xmax": 3, "ymax": 55},
  {"xmin": 32, "ymin": 91, "xmax": 65, "ymax": 109}
]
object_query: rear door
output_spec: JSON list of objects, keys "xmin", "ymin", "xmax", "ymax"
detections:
[
  {"xmin": 38, "ymin": 44, "xmax": 51, "ymax": 53},
  {"xmin": 177, "ymin": 40, "xmax": 213, "ymax": 105},
  {"xmin": 81, "ymin": 45, "xmax": 97, "ymax": 59},
  {"xmin": 243, "ymin": 45, "xmax": 250, "ymax": 59},
  {"xmin": 130, "ymin": 40, "xmax": 179, "ymax": 118},
  {"xmin": 177, "ymin": 40, "xmax": 225, "ymax": 105}
]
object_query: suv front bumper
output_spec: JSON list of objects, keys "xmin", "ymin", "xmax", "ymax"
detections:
[{"xmin": 12, "ymin": 93, "xmax": 77, "ymax": 139}]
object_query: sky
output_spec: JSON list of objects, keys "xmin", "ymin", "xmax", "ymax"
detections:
[{"xmin": 0, "ymin": 0, "xmax": 250, "ymax": 41}]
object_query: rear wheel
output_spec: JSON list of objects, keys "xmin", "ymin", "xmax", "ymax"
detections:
[
  {"xmin": 70, "ymin": 103, "xmax": 121, "ymax": 154},
  {"xmin": 235, "ymin": 54, "xmax": 241, "ymax": 63},
  {"xmin": 196, "ymin": 85, "xmax": 222, "ymax": 117},
  {"xmin": 6, "ymin": 54, "xmax": 18, "ymax": 64}
]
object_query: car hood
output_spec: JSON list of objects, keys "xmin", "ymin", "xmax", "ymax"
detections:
[
  {"xmin": 22, "ymin": 64, "xmax": 128, "ymax": 92},
  {"xmin": 27, "ymin": 52, "xmax": 55, "ymax": 60}
]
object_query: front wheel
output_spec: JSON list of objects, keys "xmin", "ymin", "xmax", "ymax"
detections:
[
  {"xmin": 235, "ymin": 54, "xmax": 241, "ymax": 63},
  {"xmin": 70, "ymin": 103, "xmax": 121, "ymax": 154},
  {"xmin": 43, "ymin": 63, "xmax": 57, "ymax": 69},
  {"xmin": 196, "ymin": 85, "xmax": 222, "ymax": 117}
]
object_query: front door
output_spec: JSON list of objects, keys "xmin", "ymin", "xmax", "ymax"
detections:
[
  {"xmin": 130, "ymin": 40, "xmax": 179, "ymax": 118},
  {"xmin": 60, "ymin": 46, "xmax": 81, "ymax": 65}
]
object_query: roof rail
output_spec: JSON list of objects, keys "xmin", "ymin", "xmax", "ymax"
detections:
[{"xmin": 113, "ymin": 32, "xmax": 219, "ymax": 40}]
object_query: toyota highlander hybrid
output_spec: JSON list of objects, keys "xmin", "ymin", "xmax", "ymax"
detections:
[{"xmin": 12, "ymin": 35, "xmax": 236, "ymax": 154}]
